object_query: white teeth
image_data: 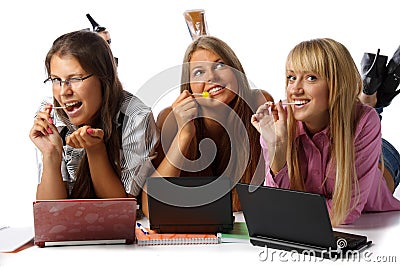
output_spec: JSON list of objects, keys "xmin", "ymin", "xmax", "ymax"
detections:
[
  {"xmin": 294, "ymin": 100, "xmax": 309, "ymax": 105},
  {"xmin": 209, "ymin": 86, "xmax": 223, "ymax": 94},
  {"xmin": 65, "ymin": 101, "xmax": 79, "ymax": 107}
]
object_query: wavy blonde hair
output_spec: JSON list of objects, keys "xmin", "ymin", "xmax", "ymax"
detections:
[{"xmin": 285, "ymin": 38, "xmax": 362, "ymax": 226}]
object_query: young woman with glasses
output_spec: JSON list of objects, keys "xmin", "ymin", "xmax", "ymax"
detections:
[{"xmin": 29, "ymin": 30, "xmax": 159, "ymax": 200}]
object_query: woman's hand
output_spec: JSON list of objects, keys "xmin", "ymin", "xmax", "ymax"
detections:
[
  {"xmin": 171, "ymin": 90, "xmax": 199, "ymax": 139},
  {"xmin": 66, "ymin": 125, "xmax": 104, "ymax": 149},
  {"xmin": 29, "ymin": 104, "xmax": 63, "ymax": 158},
  {"xmin": 251, "ymin": 101, "xmax": 288, "ymax": 174},
  {"xmin": 252, "ymin": 101, "xmax": 287, "ymax": 144}
]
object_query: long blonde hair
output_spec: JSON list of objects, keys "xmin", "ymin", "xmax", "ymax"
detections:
[{"xmin": 286, "ymin": 38, "xmax": 362, "ymax": 225}]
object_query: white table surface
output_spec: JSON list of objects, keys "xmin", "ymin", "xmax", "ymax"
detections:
[{"xmin": 1, "ymin": 211, "xmax": 399, "ymax": 267}]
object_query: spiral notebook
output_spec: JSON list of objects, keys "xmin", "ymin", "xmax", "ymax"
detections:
[{"xmin": 135, "ymin": 227, "xmax": 221, "ymax": 246}]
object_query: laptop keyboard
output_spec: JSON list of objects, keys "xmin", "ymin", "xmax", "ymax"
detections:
[{"xmin": 333, "ymin": 231, "xmax": 366, "ymax": 250}]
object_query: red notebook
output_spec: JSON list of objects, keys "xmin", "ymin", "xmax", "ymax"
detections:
[{"xmin": 33, "ymin": 198, "xmax": 137, "ymax": 247}]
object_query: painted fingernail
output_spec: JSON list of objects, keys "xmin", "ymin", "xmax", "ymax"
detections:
[
  {"xmin": 86, "ymin": 128, "xmax": 94, "ymax": 135},
  {"xmin": 48, "ymin": 117, "xmax": 53, "ymax": 124},
  {"xmin": 47, "ymin": 127, "xmax": 53, "ymax": 134}
]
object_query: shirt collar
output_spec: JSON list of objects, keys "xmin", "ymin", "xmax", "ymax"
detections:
[
  {"xmin": 297, "ymin": 121, "xmax": 330, "ymax": 139},
  {"xmin": 115, "ymin": 110, "xmax": 122, "ymax": 127}
]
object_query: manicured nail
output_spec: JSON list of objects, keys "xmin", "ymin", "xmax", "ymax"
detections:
[
  {"xmin": 86, "ymin": 128, "xmax": 94, "ymax": 135},
  {"xmin": 47, "ymin": 127, "xmax": 53, "ymax": 134},
  {"xmin": 48, "ymin": 117, "xmax": 53, "ymax": 124},
  {"xmin": 46, "ymin": 104, "xmax": 53, "ymax": 112}
]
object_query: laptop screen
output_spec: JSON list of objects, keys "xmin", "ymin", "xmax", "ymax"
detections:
[{"xmin": 146, "ymin": 176, "xmax": 234, "ymax": 233}]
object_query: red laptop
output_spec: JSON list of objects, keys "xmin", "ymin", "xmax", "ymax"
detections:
[{"xmin": 33, "ymin": 198, "xmax": 137, "ymax": 247}]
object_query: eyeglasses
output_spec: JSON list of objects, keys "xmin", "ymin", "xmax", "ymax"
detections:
[{"xmin": 44, "ymin": 74, "xmax": 94, "ymax": 88}]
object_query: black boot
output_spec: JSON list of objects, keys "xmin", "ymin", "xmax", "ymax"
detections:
[
  {"xmin": 377, "ymin": 46, "xmax": 400, "ymax": 107},
  {"xmin": 360, "ymin": 49, "xmax": 388, "ymax": 95},
  {"xmin": 86, "ymin": 13, "xmax": 106, "ymax": 33}
]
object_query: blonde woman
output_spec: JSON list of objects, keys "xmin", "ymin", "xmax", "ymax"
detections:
[{"xmin": 251, "ymin": 38, "xmax": 400, "ymax": 226}]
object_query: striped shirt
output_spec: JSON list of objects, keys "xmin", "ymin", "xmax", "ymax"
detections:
[{"xmin": 35, "ymin": 90, "xmax": 160, "ymax": 196}]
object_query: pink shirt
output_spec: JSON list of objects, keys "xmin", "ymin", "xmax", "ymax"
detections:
[{"xmin": 261, "ymin": 103, "xmax": 400, "ymax": 224}]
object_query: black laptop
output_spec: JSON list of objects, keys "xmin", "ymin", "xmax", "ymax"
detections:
[
  {"xmin": 236, "ymin": 183, "xmax": 372, "ymax": 259},
  {"xmin": 146, "ymin": 176, "xmax": 234, "ymax": 233}
]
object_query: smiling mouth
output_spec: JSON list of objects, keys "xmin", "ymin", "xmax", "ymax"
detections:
[
  {"xmin": 209, "ymin": 86, "xmax": 225, "ymax": 94},
  {"xmin": 64, "ymin": 101, "xmax": 82, "ymax": 112},
  {"xmin": 293, "ymin": 99, "xmax": 310, "ymax": 106}
]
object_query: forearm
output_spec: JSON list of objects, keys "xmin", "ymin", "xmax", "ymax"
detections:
[
  {"xmin": 152, "ymin": 131, "xmax": 193, "ymax": 177},
  {"xmin": 36, "ymin": 154, "xmax": 67, "ymax": 199},
  {"xmin": 260, "ymin": 136, "xmax": 290, "ymax": 187},
  {"xmin": 142, "ymin": 135, "xmax": 190, "ymax": 217},
  {"xmin": 143, "ymin": 132, "xmax": 193, "ymax": 218},
  {"xmin": 86, "ymin": 142, "xmax": 127, "ymax": 198},
  {"xmin": 268, "ymin": 143, "xmax": 287, "ymax": 176},
  {"xmin": 143, "ymin": 149, "xmax": 182, "ymax": 217}
]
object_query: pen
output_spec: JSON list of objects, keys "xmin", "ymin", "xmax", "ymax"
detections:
[
  {"xmin": 45, "ymin": 104, "xmax": 66, "ymax": 109},
  {"xmin": 137, "ymin": 222, "xmax": 149, "ymax": 235},
  {"xmin": 192, "ymin": 92, "xmax": 210, "ymax": 98},
  {"xmin": 265, "ymin": 100, "xmax": 297, "ymax": 106}
]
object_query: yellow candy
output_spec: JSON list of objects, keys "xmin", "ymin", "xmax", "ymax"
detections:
[{"xmin": 193, "ymin": 92, "xmax": 210, "ymax": 98}]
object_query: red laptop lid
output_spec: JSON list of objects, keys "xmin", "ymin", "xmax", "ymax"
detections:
[{"xmin": 33, "ymin": 198, "xmax": 137, "ymax": 247}]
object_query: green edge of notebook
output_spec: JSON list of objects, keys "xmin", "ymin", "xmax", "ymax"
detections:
[{"xmin": 220, "ymin": 222, "xmax": 249, "ymax": 243}]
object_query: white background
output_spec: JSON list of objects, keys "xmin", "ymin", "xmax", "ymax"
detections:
[{"xmin": 1, "ymin": 0, "xmax": 399, "ymax": 227}]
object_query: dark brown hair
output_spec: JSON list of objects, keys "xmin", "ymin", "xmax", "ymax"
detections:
[{"xmin": 45, "ymin": 30, "xmax": 123, "ymax": 198}]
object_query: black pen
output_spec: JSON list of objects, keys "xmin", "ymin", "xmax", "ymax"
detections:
[{"xmin": 137, "ymin": 222, "xmax": 149, "ymax": 235}]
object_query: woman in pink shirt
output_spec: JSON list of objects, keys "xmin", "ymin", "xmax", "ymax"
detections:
[{"xmin": 251, "ymin": 38, "xmax": 400, "ymax": 226}]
